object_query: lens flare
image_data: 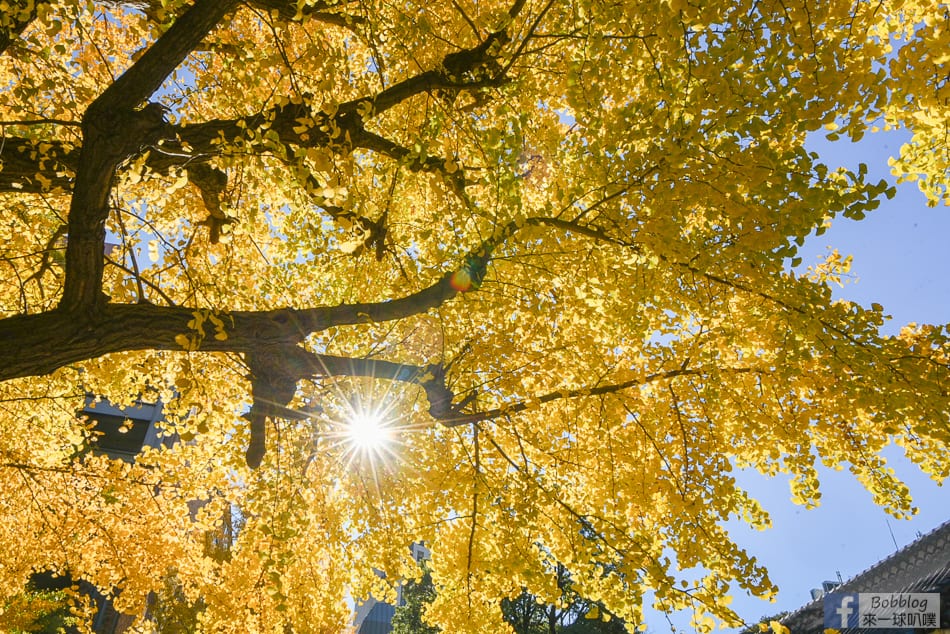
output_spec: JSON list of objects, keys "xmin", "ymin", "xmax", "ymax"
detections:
[{"xmin": 346, "ymin": 411, "xmax": 391, "ymax": 452}]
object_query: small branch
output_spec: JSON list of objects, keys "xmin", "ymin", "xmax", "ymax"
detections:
[
  {"xmin": 499, "ymin": 0, "xmax": 556, "ymax": 76},
  {"xmin": 103, "ymin": 255, "xmax": 177, "ymax": 307},
  {"xmin": 0, "ymin": 118, "xmax": 80, "ymax": 127},
  {"xmin": 22, "ymin": 224, "xmax": 68, "ymax": 302},
  {"xmin": 466, "ymin": 424, "xmax": 480, "ymax": 611},
  {"xmin": 452, "ymin": 0, "xmax": 481, "ymax": 39},
  {"xmin": 437, "ymin": 367, "xmax": 759, "ymax": 427},
  {"xmin": 0, "ymin": 460, "xmax": 164, "ymax": 488},
  {"xmin": 112, "ymin": 205, "xmax": 147, "ymax": 303}
]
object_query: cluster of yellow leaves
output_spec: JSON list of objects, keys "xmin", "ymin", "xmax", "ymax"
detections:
[
  {"xmin": 174, "ymin": 309, "xmax": 232, "ymax": 351},
  {"xmin": 0, "ymin": 0, "xmax": 948, "ymax": 632},
  {"xmin": 884, "ymin": 5, "xmax": 950, "ymax": 205},
  {"xmin": 757, "ymin": 621, "xmax": 790, "ymax": 634}
]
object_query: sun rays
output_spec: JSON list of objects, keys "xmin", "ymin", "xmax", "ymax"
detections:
[
  {"xmin": 340, "ymin": 401, "xmax": 397, "ymax": 461},
  {"xmin": 311, "ymin": 374, "xmax": 424, "ymax": 480}
]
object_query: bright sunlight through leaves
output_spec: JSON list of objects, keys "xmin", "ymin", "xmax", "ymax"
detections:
[{"xmin": 346, "ymin": 410, "xmax": 391, "ymax": 452}]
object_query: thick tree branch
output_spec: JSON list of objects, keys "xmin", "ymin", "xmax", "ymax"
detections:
[
  {"xmin": 250, "ymin": 0, "xmax": 365, "ymax": 28},
  {"xmin": 0, "ymin": 254, "xmax": 485, "ymax": 382},
  {"xmin": 281, "ymin": 350, "xmax": 461, "ymax": 420},
  {"xmin": 59, "ymin": 0, "xmax": 239, "ymax": 313},
  {"xmin": 0, "ymin": 17, "xmax": 517, "ymax": 196},
  {"xmin": 243, "ymin": 348, "xmax": 453, "ymax": 467},
  {"xmin": 244, "ymin": 347, "xmax": 303, "ymax": 468},
  {"xmin": 90, "ymin": 0, "xmax": 240, "ymax": 116},
  {"xmin": 245, "ymin": 344, "xmax": 761, "ymax": 470},
  {"xmin": 61, "ymin": 104, "xmax": 169, "ymax": 311},
  {"xmin": 1, "ymin": 214, "xmax": 631, "ymax": 378}
]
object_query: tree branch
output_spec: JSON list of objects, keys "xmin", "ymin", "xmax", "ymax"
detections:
[
  {"xmin": 0, "ymin": 248, "xmax": 485, "ymax": 383},
  {"xmin": 58, "ymin": 0, "xmax": 239, "ymax": 313},
  {"xmin": 0, "ymin": 0, "xmax": 39, "ymax": 56},
  {"xmin": 250, "ymin": 0, "xmax": 365, "ymax": 28},
  {"xmin": 0, "ymin": 22, "xmax": 518, "ymax": 201},
  {"xmin": 90, "ymin": 0, "xmax": 240, "ymax": 116},
  {"xmin": 0, "ymin": 136, "xmax": 79, "ymax": 193}
]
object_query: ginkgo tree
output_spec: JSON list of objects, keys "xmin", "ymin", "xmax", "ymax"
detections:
[{"xmin": 0, "ymin": 0, "xmax": 948, "ymax": 632}]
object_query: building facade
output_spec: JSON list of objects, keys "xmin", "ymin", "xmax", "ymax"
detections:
[
  {"xmin": 353, "ymin": 542, "xmax": 431, "ymax": 634},
  {"xmin": 781, "ymin": 520, "xmax": 950, "ymax": 634}
]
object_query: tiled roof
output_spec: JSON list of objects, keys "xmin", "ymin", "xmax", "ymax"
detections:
[{"xmin": 781, "ymin": 519, "xmax": 950, "ymax": 633}]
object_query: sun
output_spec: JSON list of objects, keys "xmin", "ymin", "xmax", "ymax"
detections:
[
  {"xmin": 318, "ymin": 379, "xmax": 410, "ymax": 469},
  {"xmin": 345, "ymin": 410, "xmax": 391, "ymax": 452}
]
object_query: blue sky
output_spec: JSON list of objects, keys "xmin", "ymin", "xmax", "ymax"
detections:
[{"xmin": 650, "ymin": 130, "xmax": 950, "ymax": 632}]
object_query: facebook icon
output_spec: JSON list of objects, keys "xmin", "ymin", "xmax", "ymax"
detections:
[{"xmin": 825, "ymin": 593, "xmax": 860, "ymax": 629}]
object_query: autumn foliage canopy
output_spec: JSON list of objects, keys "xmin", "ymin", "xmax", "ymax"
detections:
[{"xmin": 0, "ymin": 0, "xmax": 948, "ymax": 631}]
